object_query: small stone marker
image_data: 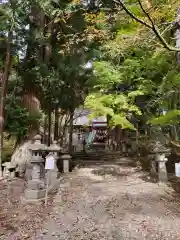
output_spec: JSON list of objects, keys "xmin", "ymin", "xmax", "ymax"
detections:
[
  {"xmin": 155, "ymin": 153, "xmax": 168, "ymax": 182},
  {"xmin": 45, "ymin": 155, "xmax": 55, "ymax": 170},
  {"xmin": 46, "ymin": 140, "xmax": 61, "ymax": 176},
  {"xmin": 175, "ymin": 163, "xmax": 180, "ymax": 177},
  {"xmin": 60, "ymin": 154, "xmax": 71, "ymax": 173}
]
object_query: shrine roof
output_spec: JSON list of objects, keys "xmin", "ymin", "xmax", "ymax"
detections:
[{"xmin": 73, "ymin": 108, "xmax": 106, "ymax": 126}]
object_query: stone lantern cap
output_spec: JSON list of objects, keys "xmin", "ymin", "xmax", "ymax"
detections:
[
  {"xmin": 148, "ymin": 140, "xmax": 171, "ymax": 154},
  {"xmin": 29, "ymin": 134, "xmax": 47, "ymax": 152},
  {"xmin": 2, "ymin": 162, "xmax": 16, "ymax": 169},
  {"xmin": 47, "ymin": 140, "xmax": 62, "ymax": 152}
]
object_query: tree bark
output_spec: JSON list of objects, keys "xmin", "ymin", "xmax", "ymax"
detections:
[
  {"xmin": 175, "ymin": 8, "xmax": 180, "ymax": 64},
  {"xmin": 48, "ymin": 107, "xmax": 52, "ymax": 146},
  {"xmin": 43, "ymin": 115, "xmax": 48, "ymax": 144},
  {"xmin": 21, "ymin": 4, "xmax": 43, "ymax": 138},
  {"xmin": 22, "ymin": 94, "xmax": 40, "ymax": 138},
  {"xmin": 54, "ymin": 107, "xmax": 59, "ymax": 141},
  {"xmin": 174, "ymin": 8, "xmax": 180, "ymax": 141},
  {"xmin": 60, "ymin": 113, "xmax": 70, "ymax": 146},
  {"xmin": 0, "ymin": 31, "xmax": 12, "ymax": 177},
  {"xmin": 58, "ymin": 114, "xmax": 63, "ymax": 140},
  {"xmin": 68, "ymin": 110, "xmax": 74, "ymax": 153}
]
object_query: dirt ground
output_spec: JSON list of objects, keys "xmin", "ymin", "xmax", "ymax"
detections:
[
  {"xmin": 34, "ymin": 160, "xmax": 180, "ymax": 240},
  {"xmin": 1, "ymin": 159, "xmax": 180, "ymax": 239},
  {"xmin": 0, "ymin": 178, "xmax": 55, "ymax": 240}
]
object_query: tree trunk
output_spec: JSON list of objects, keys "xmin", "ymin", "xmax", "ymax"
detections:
[
  {"xmin": 21, "ymin": 4, "xmax": 42, "ymax": 138},
  {"xmin": 68, "ymin": 110, "xmax": 74, "ymax": 153},
  {"xmin": 43, "ymin": 115, "xmax": 48, "ymax": 144},
  {"xmin": 176, "ymin": 8, "xmax": 180, "ymax": 64},
  {"xmin": 54, "ymin": 107, "xmax": 59, "ymax": 141},
  {"xmin": 58, "ymin": 114, "xmax": 63, "ymax": 140},
  {"xmin": 60, "ymin": 114, "xmax": 70, "ymax": 146},
  {"xmin": 174, "ymin": 8, "xmax": 180, "ymax": 141},
  {"xmin": 48, "ymin": 107, "xmax": 52, "ymax": 146},
  {"xmin": 22, "ymin": 94, "xmax": 40, "ymax": 138},
  {"xmin": 0, "ymin": 31, "xmax": 12, "ymax": 177},
  {"xmin": 61, "ymin": 124, "xmax": 66, "ymax": 146},
  {"xmin": 10, "ymin": 6, "xmax": 52, "ymax": 176}
]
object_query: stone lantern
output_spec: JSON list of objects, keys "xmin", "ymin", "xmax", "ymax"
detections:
[
  {"xmin": 2, "ymin": 162, "xmax": 16, "ymax": 178},
  {"xmin": 25, "ymin": 134, "xmax": 47, "ymax": 200},
  {"xmin": 149, "ymin": 140, "xmax": 170, "ymax": 182},
  {"xmin": 155, "ymin": 149, "xmax": 170, "ymax": 182},
  {"xmin": 46, "ymin": 140, "xmax": 62, "ymax": 177}
]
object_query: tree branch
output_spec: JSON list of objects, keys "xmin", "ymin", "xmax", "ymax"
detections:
[
  {"xmin": 137, "ymin": 0, "xmax": 177, "ymax": 51},
  {"xmin": 113, "ymin": 0, "xmax": 152, "ymax": 29},
  {"xmin": 113, "ymin": 0, "xmax": 180, "ymax": 52}
]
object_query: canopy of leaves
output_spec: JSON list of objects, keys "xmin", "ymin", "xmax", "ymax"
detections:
[
  {"xmin": 1, "ymin": 0, "xmax": 180, "ymax": 139},
  {"xmin": 84, "ymin": 0, "xmax": 180, "ymax": 129}
]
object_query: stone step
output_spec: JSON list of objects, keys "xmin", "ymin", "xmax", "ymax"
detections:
[{"xmin": 71, "ymin": 152, "xmax": 121, "ymax": 161}]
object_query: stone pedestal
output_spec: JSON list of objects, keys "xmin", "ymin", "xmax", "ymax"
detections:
[
  {"xmin": 60, "ymin": 154, "xmax": 71, "ymax": 173},
  {"xmin": 25, "ymin": 170, "xmax": 46, "ymax": 200},
  {"xmin": 155, "ymin": 153, "xmax": 168, "ymax": 182},
  {"xmin": 25, "ymin": 188, "xmax": 46, "ymax": 200},
  {"xmin": 25, "ymin": 134, "xmax": 46, "ymax": 201},
  {"xmin": 25, "ymin": 180, "xmax": 46, "ymax": 200}
]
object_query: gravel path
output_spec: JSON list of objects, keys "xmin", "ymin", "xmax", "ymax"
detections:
[{"xmin": 35, "ymin": 162, "xmax": 180, "ymax": 240}]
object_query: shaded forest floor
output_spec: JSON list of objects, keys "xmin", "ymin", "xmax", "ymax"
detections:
[
  {"xmin": 0, "ymin": 178, "xmax": 56, "ymax": 240},
  {"xmin": 1, "ymin": 159, "xmax": 180, "ymax": 239},
  {"xmin": 35, "ymin": 160, "xmax": 180, "ymax": 240}
]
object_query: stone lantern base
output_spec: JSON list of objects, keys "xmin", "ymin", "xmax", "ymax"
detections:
[
  {"xmin": 24, "ymin": 180, "xmax": 46, "ymax": 200},
  {"xmin": 25, "ymin": 188, "xmax": 46, "ymax": 200}
]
